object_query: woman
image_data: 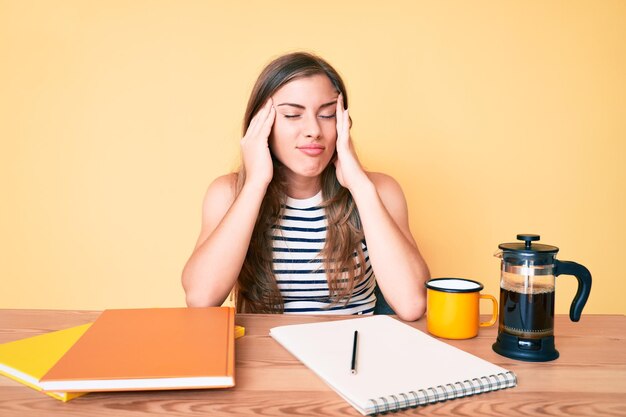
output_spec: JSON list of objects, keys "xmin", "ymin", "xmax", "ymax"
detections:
[{"xmin": 182, "ymin": 52, "xmax": 429, "ymax": 321}]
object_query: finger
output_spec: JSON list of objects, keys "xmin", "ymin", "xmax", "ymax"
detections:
[
  {"xmin": 336, "ymin": 109, "xmax": 351, "ymax": 152},
  {"xmin": 336, "ymin": 94, "xmax": 344, "ymax": 137},
  {"xmin": 248, "ymin": 98, "xmax": 273, "ymax": 135},
  {"xmin": 245, "ymin": 113, "xmax": 262, "ymax": 139},
  {"xmin": 258, "ymin": 98, "xmax": 275, "ymax": 132},
  {"xmin": 337, "ymin": 93, "xmax": 344, "ymax": 116},
  {"xmin": 260, "ymin": 101, "xmax": 276, "ymax": 139},
  {"xmin": 343, "ymin": 108, "xmax": 350, "ymax": 137}
]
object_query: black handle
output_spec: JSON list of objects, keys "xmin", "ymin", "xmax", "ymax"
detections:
[{"xmin": 555, "ymin": 260, "xmax": 592, "ymax": 322}]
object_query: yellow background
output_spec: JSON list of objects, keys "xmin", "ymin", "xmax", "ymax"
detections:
[{"xmin": 1, "ymin": 1, "xmax": 624, "ymax": 314}]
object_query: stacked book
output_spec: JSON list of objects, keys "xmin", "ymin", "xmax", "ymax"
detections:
[{"xmin": 0, "ymin": 307, "xmax": 242, "ymax": 401}]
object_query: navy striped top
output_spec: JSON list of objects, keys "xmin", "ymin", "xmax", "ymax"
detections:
[{"xmin": 272, "ymin": 191, "xmax": 377, "ymax": 315}]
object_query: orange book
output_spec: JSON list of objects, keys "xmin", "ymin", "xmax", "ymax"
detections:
[{"xmin": 39, "ymin": 307, "xmax": 235, "ymax": 392}]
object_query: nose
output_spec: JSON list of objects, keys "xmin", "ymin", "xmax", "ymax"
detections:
[{"xmin": 303, "ymin": 113, "xmax": 321, "ymax": 139}]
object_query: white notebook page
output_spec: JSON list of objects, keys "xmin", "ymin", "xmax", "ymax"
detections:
[{"xmin": 270, "ymin": 315, "xmax": 515, "ymax": 415}]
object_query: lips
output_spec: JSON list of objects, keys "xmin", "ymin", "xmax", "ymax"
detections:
[{"xmin": 297, "ymin": 144, "xmax": 325, "ymax": 156}]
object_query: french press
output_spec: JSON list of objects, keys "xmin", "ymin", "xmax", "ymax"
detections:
[{"xmin": 492, "ymin": 234, "xmax": 592, "ymax": 361}]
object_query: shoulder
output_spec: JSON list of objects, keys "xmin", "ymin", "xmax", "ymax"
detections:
[
  {"xmin": 365, "ymin": 171, "xmax": 410, "ymax": 221},
  {"xmin": 203, "ymin": 173, "xmax": 238, "ymax": 205},
  {"xmin": 366, "ymin": 171, "xmax": 406, "ymax": 201},
  {"xmin": 364, "ymin": 171, "xmax": 416, "ymax": 245},
  {"xmin": 193, "ymin": 173, "xmax": 239, "ymax": 249},
  {"xmin": 200, "ymin": 173, "xmax": 238, "ymax": 223}
]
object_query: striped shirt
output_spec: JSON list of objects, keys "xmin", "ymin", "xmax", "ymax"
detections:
[{"xmin": 272, "ymin": 191, "xmax": 377, "ymax": 315}]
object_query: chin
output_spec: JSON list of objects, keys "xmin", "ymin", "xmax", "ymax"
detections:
[
  {"xmin": 277, "ymin": 154, "xmax": 333, "ymax": 179},
  {"xmin": 283, "ymin": 164, "xmax": 327, "ymax": 179},
  {"xmin": 297, "ymin": 167, "xmax": 326, "ymax": 177}
]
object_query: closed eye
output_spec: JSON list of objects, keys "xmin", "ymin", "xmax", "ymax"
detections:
[{"xmin": 283, "ymin": 113, "xmax": 336, "ymax": 119}]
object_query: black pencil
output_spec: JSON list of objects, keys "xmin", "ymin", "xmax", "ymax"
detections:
[{"xmin": 351, "ymin": 330, "xmax": 358, "ymax": 375}]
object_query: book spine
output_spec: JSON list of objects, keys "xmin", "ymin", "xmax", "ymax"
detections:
[{"xmin": 366, "ymin": 371, "xmax": 517, "ymax": 415}]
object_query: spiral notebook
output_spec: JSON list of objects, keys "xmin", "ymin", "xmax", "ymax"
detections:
[{"xmin": 270, "ymin": 315, "xmax": 516, "ymax": 415}]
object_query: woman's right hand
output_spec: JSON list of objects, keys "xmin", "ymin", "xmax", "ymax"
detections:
[{"xmin": 240, "ymin": 98, "xmax": 276, "ymax": 188}]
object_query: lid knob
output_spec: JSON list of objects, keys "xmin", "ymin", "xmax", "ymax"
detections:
[{"xmin": 517, "ymin": 234, "xmax": 540, "ymax": 249}]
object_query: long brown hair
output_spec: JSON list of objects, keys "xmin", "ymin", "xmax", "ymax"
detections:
[{"xmin": 236, "ymin": 52, "xmax": 366, "ymax": 313}]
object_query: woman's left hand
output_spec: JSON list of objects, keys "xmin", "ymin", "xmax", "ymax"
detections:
[{"xmin": 334, "ymin": 94, "xmax": 369, "ymax": 191}]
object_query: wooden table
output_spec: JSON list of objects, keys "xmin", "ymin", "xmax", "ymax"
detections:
[{"xmin": 0, "ymin": 310, "xmax": 624, "ymax": 416}]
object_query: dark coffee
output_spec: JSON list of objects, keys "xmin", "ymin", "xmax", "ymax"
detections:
[{"xmin": 499, "ymin": 288, "xmax": 555, "ymax": 339}]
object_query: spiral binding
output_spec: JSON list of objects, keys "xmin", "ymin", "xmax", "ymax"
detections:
[{"xmin": 366, "ymin": 370, "xmax": 517, "ymax": 415}]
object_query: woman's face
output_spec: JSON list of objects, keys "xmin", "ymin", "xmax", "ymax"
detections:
[{"xmin": 269, "ymin": 74, "xmax": 339, "ymax": 181}]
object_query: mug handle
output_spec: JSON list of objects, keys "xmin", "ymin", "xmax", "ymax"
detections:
[{"xmin": 479, "ymin": 294, "xmax": 498, "ymax": 327}]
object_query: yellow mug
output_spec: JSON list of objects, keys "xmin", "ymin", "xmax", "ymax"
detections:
[{"xmin": 425, "ymin": 278, "xmax": 498, "ymax": 339}]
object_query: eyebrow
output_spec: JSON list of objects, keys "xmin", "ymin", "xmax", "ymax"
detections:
[{"xmin": 276, "ymin": 100, "xmax": 337, "ymax": 110}]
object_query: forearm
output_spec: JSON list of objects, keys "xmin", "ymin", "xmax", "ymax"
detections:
[
  {"xmin": 182, "ymin": 182, "xmax": 267, "ymax": 307},
  {"xmin": 351, "ymin": 180, "xmax": 429, "ymax": 321}
]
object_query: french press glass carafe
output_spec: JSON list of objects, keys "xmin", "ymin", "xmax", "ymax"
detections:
[{"xmin": 492, "ymin": 234, "xmax": 592, "ymax": 361}]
